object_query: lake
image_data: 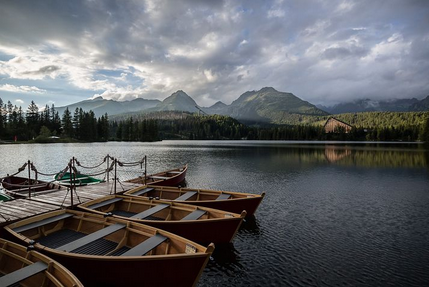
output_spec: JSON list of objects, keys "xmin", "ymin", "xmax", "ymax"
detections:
[{"xmin": 1, "ymin": 141, "xmax": 429, "ymax": 286}]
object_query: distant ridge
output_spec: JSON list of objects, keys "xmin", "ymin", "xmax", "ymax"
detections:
[
  {"xmin": 319, "ymin": 97, "xmax": 429, "ymax": 114},
  {"xmin": 56, "ymin": 97, "xmax": 160, "ymax": 117},
  {"xmin": 204, "ymin": 87, "xmax": 328, "ymax": 124},
  {"xmin": 55, "ymin": 88, "xmax": 428, "ymax": 125}
]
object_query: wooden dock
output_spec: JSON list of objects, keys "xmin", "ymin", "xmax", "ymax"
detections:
[{"xmin": 0, "ymin": 180, "xmax": 142, "ymax": 226}]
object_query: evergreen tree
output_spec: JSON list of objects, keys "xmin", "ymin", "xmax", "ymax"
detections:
[
  {"xmin": 26, "ymin": 101, "xmax": 40, "ymax": 139},
  {"xmin": 0, "ymin": 97, "xmax": 4, "ymax": 138},
  {"xmin": 422, "ymin": 114, "xmax": 429, "ymax": 145},
  {"xmin": 62, "ymin": 107, "xmax": 73, "ymax": 137}
]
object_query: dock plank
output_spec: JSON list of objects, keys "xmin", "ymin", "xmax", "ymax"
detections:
[{"xmin": 0, "ymin": 181, "xmax": 143, "ymax": 226}]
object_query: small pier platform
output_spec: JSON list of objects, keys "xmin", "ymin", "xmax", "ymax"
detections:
[{"xmin": 0, "ymin": 181, "xmax": 142, "ymax": 226}]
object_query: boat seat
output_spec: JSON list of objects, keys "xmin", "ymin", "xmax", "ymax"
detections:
[
  {"xmin": 0, "ymin": 261, "xmax": 48, "ymax": 287},
  {"xmin": 167, "ymin": 171, "xmax": 181, "ymax": 174},
  {"xmin": 150, "ymin": 176, "xmax": 169, "ymax": 180},
  {"xmin": 130, "ymin": 204, "xmax": 169, "ymax": 220},
  {"xmin": 181, "ymin": 209, "xmax": 206, "ymax": 221},
  {"xmin": 133, "ymin": 187, "xmax": 154, "ymax": 196},
  {"xmin": 87, "ymin": 197, "xmax": 123, "ymax": 210},
  {"xmin": 174, "ymin": 191, "xmax": 197, "ymax": 201},
  {"xmin": 216, "ymin": 194, "xmax": 231, "ymax": 201},
  {"xmin": 121, "ymin": 234, "xmax": 168, "ymax": 256},
  {"xmin": 57, "ymin": 223, "xmax": 126, "ymax": 252},
  {"xmin": 13, "ymin": 213, "xmax": 74, "ymax": 233}
]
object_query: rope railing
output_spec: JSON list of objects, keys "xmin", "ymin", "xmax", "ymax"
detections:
[
  {"xmin": 0, "ymin": 163, "xmax": 28, "ymax": 181},
  {"xmin": 0, "ymin": 154, "xmax": 147, "ymax": 198},
  {"xmin": 73, "ymin": 156, "xmax": 109, "ymax": 169}
]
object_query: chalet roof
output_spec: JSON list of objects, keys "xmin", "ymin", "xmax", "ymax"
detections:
[{"xmin": 323, "ymin": 117, "xmax": 353, "ymax": 128}]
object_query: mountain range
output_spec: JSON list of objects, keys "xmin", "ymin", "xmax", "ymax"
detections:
[
  {"xmin": 317, "ymin": 96, "xmax": 429, "ymax": 114},
  {"xmin": 57, "ymin": 88, "xmax": 429, "ymax": 124}
]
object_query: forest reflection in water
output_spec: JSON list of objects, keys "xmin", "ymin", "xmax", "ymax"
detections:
[{"xmin": 253, "ymin": 143, "xmax": 429, "ymax": 168}]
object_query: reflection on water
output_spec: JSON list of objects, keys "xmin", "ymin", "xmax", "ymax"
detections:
[
  {"xmin": 1, "ymin": 141, "xmax": 429, "ymax": 286},
  {"xmin": 324, "ymin": 146, "xmax": 352, "ymax": 162}
]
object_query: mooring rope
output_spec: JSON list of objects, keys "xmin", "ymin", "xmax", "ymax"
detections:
[
  {"xmin": 74, "ymin": 156, "xmax": 108, "ymax": 169},
  {"xmin": 116, "ymin": 158, "xmax": 145, "ymax": 167},
  {"xmin": 32, "ymin": 163, "xmax": 69, "ymax": 177},
  {"xmin": 0, "ymin": 163, "xmax": 28, "ymax": 181}
]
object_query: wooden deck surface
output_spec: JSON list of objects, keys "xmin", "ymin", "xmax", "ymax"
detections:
[{"xmin": 0, "ymin": 180, "xmax": 143, "ymax": 226}]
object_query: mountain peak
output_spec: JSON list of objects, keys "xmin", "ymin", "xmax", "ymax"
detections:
[
  {"xmin": 156, "ymin": 90, "xmax": 198, "ymax": 112},
  {"xmin": 259, "ymin": 87, "xmax": 278, "ymax": 93}
]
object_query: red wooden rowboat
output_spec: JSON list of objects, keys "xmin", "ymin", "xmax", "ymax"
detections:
[
  {"xmin": 126, "ymin": 164, "xmax": 188, "ymax": 187},
  {"xmin": 79, "ymin": 194, "xmax": 246, "ymax": 244},
  {"xmin": 5, "ymin": 209, "xmax": 213, "ymax": 287},
  {"xmin": 1, "ymin": 176, "xmax": 62, "ymax": 198},
  {"xmin": 0, "ymin": 238, "xmax": 83, "ymax": 287},
  {"xmin": 125, "ymin": 185, "xmax": 265, "ymax": 217}
]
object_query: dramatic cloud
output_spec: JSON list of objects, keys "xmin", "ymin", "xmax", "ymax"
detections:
[
  {"xmin": 0, "ymin": 84, "xmax": 46, "ymax": 94},
  {"xmin": 0, "ymin": 0, "xmax": 428, "ymax": 107}
]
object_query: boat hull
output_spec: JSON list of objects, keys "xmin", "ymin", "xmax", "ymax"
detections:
[
  {"xmin": 127, "ymin": 164, "xmax": 187, "ymax": 187},
  {"xmin": 145, "ymin": 218, "xmax": 243, "ymax": 244},
  {"xmin": 179, "ymin": 197, "xmax": 264, "ymax": 217},
  {"xmin": 41, "ymin": 251, "xmax": 209, "ymax": 287},
  {"xmin": 1, "ymin": 176, "xmax": 61, "ymax": 198}
]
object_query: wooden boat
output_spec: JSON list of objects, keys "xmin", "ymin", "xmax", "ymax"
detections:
[
  {"xmin": 1, "ymin": 176, "xmax": 62, "ymax": 198},
  {"xmin": 126, "ymin": 164, "xmax": 188, "ymax": 186},
  {"xmin": 5, "ymin": 209, "xmax": 214, "ymax": 287},
  {"xmin": 0, "ymin": 238, "xmax": 83, "ymax": 287},
  {"xmin": 125, "ymin": 185, "xmax": 265, "ymax": 217},
  {"xmin": 0, "ymin": 190, "xmax": 13, "ymax": 202},
  {"xmin": 54, "ymin": 172, "xmax": 104, "ymax": 186},
  {"xmin": 78, "ymin": 195, "xmax": 246, "ymax": 244}
]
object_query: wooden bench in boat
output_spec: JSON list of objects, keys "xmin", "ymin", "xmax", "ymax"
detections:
[
  {"xmin": 130, "ymin": 204, "xmax": 169, "ymax": 220},
  {"xmin": 87, "ymin": 197, "xmax": 123, "ymax": 210},
  {"xmin": 121, "ymin": 234, "xmax": 168, "ymax": 256},
  {"xmin": 57, "ymin": 223, "xmax": 126, "ymax": 252},
  {"xmin": 149, "ymin": 176, "xmax": 169, "ymax": 180},
  {"xmin": 181, "ymin": 209, "xmax": 206, "ymax": 221},
  {"xmin": 13, "ymin": 213, "xmax": 74, "ymax": 233},
  {"xmin": 0, "ymin": 261, "xmax": 48, "ymax": 287},
  {"xmin": 167, "ymin": 171, "xmax": 181, "ymax": 174},
  {"xmin": 133, "ymin": 187, "xmax": 154, "ymax": 196},
  {"xmin": 174, "ymin": 191, "xmax": 197, "ymax": 201},
  {"xmin": 216, "ymin": 194, "xmax": 231, "ymax": 201}
]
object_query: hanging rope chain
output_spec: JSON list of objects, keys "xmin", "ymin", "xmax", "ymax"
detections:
[{"xmin": 0, "ymin": 162, "xmax": 28, "ymax": 181}]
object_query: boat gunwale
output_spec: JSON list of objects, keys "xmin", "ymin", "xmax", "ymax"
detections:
[
  {"xmin": 78, "ymin": 194, "xmax": 246, "ymax": 223},
  {"xmin": 125, "ymin": 184, "xmax": 266, "ymax": 202}
]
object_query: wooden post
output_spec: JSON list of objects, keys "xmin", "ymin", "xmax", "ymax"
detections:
[
  {"xmin": 114, "ymin": 158, "xmax": 117, "ymax": 194},
  {"xmin": 27, "ymin": 160, "xmax": 31, "ymax": 199},
  {"xmin": 106, "ymin": 154, "xmax": 110, "ymax": 182},
  {"xmin": 69, "ymin": 158, "xmax": 74, "ymax": 207},
  {"xmin": 144, "ymin": 155, "xmax": 147, "ymax": 185}
]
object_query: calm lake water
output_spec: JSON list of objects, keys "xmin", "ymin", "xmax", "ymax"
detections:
[{"xmin": 1, "ymin": 141, "xmax": 429, "ymax": 286}]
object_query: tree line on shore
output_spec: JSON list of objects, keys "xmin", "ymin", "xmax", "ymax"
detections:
[{"xmin": 1, "ymin": 97, "xmax": 429, "ymax": 143}]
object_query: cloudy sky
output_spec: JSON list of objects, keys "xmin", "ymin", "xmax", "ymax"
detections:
[{"xmin": 0, "ymin": 0, "xmax": 428, "ymax": 109}]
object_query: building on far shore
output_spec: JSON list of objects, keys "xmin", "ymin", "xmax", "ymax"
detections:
[{"xmin": 324, "ymin": 117, "xmax": 353, "ymax": 133}]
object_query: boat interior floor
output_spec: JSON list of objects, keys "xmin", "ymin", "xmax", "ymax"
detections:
[
  {"xmin": 111, "ymin": 210, "xmax": 163, "ymax": 221},
  {"xmin": 37, "ymin": 229, "xmax": 130, "ymax": 256}
]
